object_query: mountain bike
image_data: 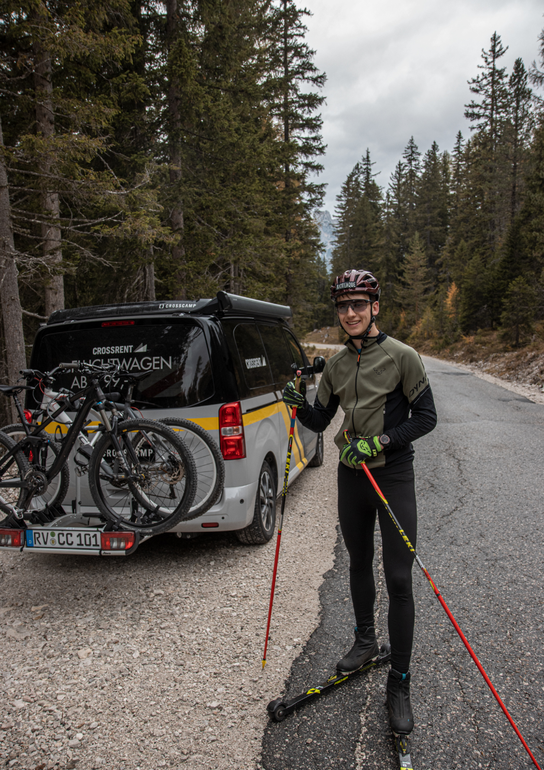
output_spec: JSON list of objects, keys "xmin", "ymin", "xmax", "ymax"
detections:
[
  {"xmin": 2, "ymin": 368, "xmax": 225, "ymax": 522},
  {"xmin": 0, "ymin": 363, "xmax": 197, "ymax": 534}
]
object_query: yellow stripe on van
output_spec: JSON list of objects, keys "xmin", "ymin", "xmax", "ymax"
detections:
[
  {"xmin": 242, "ymin": 402, "xmax": 307, "ymax": 471},
  {"xmin": 182, "ymin": 417, "xmax": 219, "ymax": 432}
]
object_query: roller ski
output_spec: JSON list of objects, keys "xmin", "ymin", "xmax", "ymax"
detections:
[
  {"xmin": 267, "ymin": 643, "xmax": 391, "ymax": 722},
  {"xmin": 388, "ymin": 668, "xmax": 414, "ymax": 769},
  {"xmin": 394, "ymin": 734, "xmax": 413, "ymax": 770}
]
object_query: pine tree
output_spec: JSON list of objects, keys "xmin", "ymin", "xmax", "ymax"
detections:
[
  {"xmin": 331, "ymin": 165, "xmax": 362, "ymax": 275},
  {"xmin": 265, "ymin": 0, "xmax": 326, "ymax": 312},
  {"xmin": 499, "ymin": 275, "xmax": 537, "ymax": 346},
  {"xmin": 395, "ymin": 232, "xmax": 433, "ymax": 329},
  {"xmin": 331, "ymin": 150, "xmax": 384, "ymax": 278},
  {"xmin": 402, "ymin": 137, "xmax": 421, "ymax": 238},
  {"xmin": 506, "ymin": 58, "xmax": 533, "ymax": 222},
  {"xmin": 416, "ymin": 141, "xmax": 449, "ymax": 276},
  {"xmin": 464, "ymin": 32, "xmax": 511, "ymax": 259},
  {"xmin": 0, "ymin": 0, "xmax": 148, "ymax": 319}
]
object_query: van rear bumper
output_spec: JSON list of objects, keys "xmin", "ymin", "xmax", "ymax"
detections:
[{"xmin": 169, "ymin": 481, "xmax": 258, "ymax": 533}]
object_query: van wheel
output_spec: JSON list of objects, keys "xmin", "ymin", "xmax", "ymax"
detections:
[
  {"xmin": 236, "ymin": 460, "xmax": 276, "ymax": 545},
  {"xmin": 308, "ymin": 432, "xmax": 324, "ymax": 467}
]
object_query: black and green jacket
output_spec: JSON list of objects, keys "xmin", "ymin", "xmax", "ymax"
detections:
[{"xmin": 297, "ymin": 332, "xmax": 437, "ymax": 469}]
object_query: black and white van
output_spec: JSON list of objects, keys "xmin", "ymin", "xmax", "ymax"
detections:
[{"xmin": 27, "ymin": 291, "xmax": 325, "ymax": 551}]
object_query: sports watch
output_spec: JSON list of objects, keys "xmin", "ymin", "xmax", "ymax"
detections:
[{"xmin": 379, "ymin": 434, "xmax": 391, "ymax": 448}]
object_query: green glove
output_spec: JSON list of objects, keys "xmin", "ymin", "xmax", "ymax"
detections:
[
  {"xmin": 340, "ymin": 435, "xmax": 382, "ymax": 466},
  {"xmin": 283, "ymin": 379, "xmax": 307, "ymax": 409}
]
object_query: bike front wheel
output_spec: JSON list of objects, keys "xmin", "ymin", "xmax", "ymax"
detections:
[
  {"xmin": 87, "ymin": 419, "xmax": 197, "ymax": 534},
  {"xmin": 0, "ymin": 430, "xmax": 30, "ymax": 522}
]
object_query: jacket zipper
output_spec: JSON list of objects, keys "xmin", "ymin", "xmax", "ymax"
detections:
[{"xmin": 351, "ymin": 348, "xmax": 362, "ymax": 437}]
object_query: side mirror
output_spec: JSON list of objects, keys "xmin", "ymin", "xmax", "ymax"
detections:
[{"xmin": 313, "ymin": 356, "xmax": 326, "ymax": 374}]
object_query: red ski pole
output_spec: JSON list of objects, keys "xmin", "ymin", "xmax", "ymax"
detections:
[
  {"xmin": 357, "ymin": 453, "xmax": 541, "ymax": 770},
  {"xmin": 262, "ymin": 370, "xmax": 301, "ymax": 669}
]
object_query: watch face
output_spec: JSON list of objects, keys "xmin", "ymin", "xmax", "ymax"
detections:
[{"xmin": 380, "ymin": 434, "xmax": 390, "ymax": 446}]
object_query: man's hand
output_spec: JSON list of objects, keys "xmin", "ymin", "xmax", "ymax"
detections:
[
  {"xmin": 282, "ymin": 379, "xmax": 307, "ymax": 409},
  {"xmin": 340, "ymin": 435, "xmax": 382, "ymax": 466}
]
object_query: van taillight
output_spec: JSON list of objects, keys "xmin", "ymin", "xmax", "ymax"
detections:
[
  {"xmin": 219, "ymin": 402, "xmax": 246, "ymax": 460},
  {"xmin": 0, "ymin": 529, "xmax": 24, "ymax": 548},
  {"xmin": 101, "ymin": 532, "xmax": 135, "ymax": 551}
]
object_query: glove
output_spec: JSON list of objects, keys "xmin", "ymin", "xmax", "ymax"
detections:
[
  {"xmin": 340, "ymin": 435, "xmax": 382, "ymax": 467},
  {"xmin": 283, "ymin": 379, "xmax": 307, "ymax": 409}
]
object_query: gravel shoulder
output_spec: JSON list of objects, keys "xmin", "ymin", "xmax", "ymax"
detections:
[
  {"xmin": 0, "ymin": 414, "xmax": 342, "ymax": 770},
  {"xmin": 425, "ymin": 355, "xmax": 544, "ymax": 405}
]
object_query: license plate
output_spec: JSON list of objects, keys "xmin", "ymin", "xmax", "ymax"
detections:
[{"xmin": 25, "ymin": 528, "xmax": 101, "ymax": 551}]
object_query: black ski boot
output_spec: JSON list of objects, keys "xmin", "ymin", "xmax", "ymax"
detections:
[
  {"xmin": 336, "ymin": 626, "xmax": 379, "ymax": 673},
  {"xmin": 386, "ymin": 668, "xmax": 414, "ymax": 735}
]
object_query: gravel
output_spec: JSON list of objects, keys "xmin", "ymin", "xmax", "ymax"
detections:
[{"xmin": 0, "ymin": 413, "xmax": 343, "ymax": 770}]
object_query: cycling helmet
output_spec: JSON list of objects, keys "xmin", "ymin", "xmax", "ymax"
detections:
[{"xmin": 330, "ymin": 269, "xmax": 380, "ymax": 301}]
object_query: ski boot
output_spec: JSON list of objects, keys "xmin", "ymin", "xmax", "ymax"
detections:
[
  {"xmin": 336, "ymin": 626, "xmax": 379, "ymax": 673},
  {"xmin": 386, "ymin": 668, "xmax": 414, "ymax": 735}
]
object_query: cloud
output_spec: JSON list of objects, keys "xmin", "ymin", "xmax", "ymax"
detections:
[{"xmin": 304, "ymin": 0, "xmax": 544, "ymax": 211}]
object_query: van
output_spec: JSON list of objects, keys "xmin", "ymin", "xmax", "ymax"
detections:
[{"xmin": 27, "ymin": 291, "xmax": 325, "ymax": 551}]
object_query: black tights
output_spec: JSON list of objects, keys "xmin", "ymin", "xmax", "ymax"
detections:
[{"xmin": 337, "ymin": 462, "xmax": 417, "ymax": 673}]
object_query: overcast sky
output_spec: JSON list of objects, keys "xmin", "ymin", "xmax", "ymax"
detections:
[{"xmin": 304, "ymin": 0, "xmax": 544, "ymax": 214}]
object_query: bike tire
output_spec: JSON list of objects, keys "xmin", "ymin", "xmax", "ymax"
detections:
[
  {"xmin": 159, "ymin": 417, "xmax": 225, "ymax": 520},
  {"xmin": 1, "ymin": 425, "xmax": 69, "ymax": 511},
  {"xmin": 0, "ymin": 430, "xmax": 30, "ymax": 521},
  {"xmin": 88, "ymin": 419, "xmax": 197, "ymax": 534}
]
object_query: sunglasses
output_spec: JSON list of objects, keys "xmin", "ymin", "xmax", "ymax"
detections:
[{"xmin": 335, "ymin": 299, "xmax": 373, "ymax": 315}]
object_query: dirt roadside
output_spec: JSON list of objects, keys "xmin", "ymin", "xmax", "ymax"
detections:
[{"xmin": 0, "ymin": 415, "xmax": 343, "ymax": 770}]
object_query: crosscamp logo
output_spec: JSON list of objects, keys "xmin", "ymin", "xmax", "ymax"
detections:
[
  {"xmin": 336, "ymin": 281, "xmax": 357, "ymax": 290},
  {"xmin": 158, "ymin": 302, "xmax": 197, "ymax": 310}
]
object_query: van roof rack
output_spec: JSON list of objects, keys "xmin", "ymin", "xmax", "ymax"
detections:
[{"xmin": 46, "ymin": 291, "xmax": 292, "ymax": 325}]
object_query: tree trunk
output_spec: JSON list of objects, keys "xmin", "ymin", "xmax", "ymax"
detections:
[
  {"xmin": 0, "ymin": 117, "xmax": 27, "ymax": 417},
  {"xmin": 33, "ymin": 28, "xmax": 64, "ymax": 315},
  {"xmin": 166, "ymin": 0, "xmax": 187, "ymax": 300},
  {"xmin": 144, "ymin": 259, "xmax": 156, "ymax": 301}
]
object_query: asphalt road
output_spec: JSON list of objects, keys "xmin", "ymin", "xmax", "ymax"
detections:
[{"xmin": 261, "ymin": 355, "xmax": 544, "ymax": 770}]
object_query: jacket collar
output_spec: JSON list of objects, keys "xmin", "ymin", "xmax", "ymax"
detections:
[{"xmin": 345, "ymin": 331, "xmax": 387, "ymax": 351}]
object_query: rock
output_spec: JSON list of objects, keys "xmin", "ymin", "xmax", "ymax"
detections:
[
  {"xmin": 6, "ymin": 628, "xmax": 30, "ymax": 641},
  {"xmin": 77, "ymin": 648, "xmax": 93, "ymax": 660}
]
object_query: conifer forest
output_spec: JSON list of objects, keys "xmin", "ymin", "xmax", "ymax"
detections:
[{"xmin": 1, "ymin": 3, "xmax": 544, "ymax": 392}]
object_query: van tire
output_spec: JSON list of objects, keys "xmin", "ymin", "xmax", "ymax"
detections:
[
  {"xmin": 236, "ymin": 460, "xmax": 276, "ymax": 545},
  {"xmin": 308, "ymin": 432, "xmax": 324, "ymax": 467}
]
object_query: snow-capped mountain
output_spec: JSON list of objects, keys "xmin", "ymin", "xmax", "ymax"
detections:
[{"xmin": 313, "ymin": 210, "xmax": 337, "ymax": 269}]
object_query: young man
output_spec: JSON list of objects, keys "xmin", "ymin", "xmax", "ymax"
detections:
[{"xmin": 283, "ymin": 268, "xmax": 437, "ymax": 736}]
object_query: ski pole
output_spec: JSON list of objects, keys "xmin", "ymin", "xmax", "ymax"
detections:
[
  {"xmin": 356, "ymin": 450, "xmax": 542, "ymax": 770},
  {"xmin": 262, "ymin": 370, "xmax": 302, "ymax": 669}
]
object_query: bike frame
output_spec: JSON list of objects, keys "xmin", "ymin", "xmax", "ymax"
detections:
[{"xmin": 0, "ymin": 376, "xmax": 126, "ymax": 515}]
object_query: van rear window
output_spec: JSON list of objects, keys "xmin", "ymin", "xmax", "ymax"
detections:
[{"xmin": 31, "ymin": 322, "xmax": 214, "ymax": 409}]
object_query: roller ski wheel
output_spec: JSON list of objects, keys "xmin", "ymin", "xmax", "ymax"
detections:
[{"xmin": 267, "ymin": 698, "xmax": 288, "ymax": 723}]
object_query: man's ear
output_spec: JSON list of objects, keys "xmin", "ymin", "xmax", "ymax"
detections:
[{"xmin": 372, "ymin": 300, "xmax": 380, "ymax": 316}]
